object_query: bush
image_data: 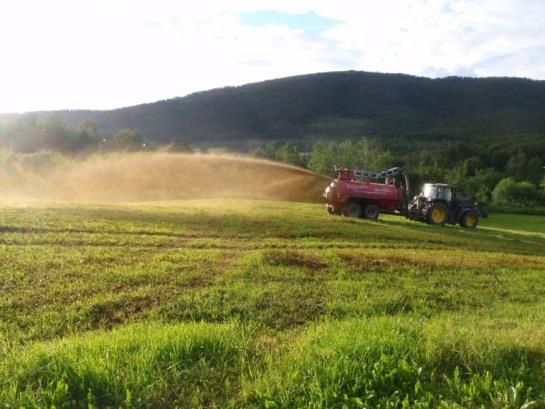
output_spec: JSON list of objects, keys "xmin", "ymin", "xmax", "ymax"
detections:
[{"xmin": 492, "ymin": 177, "xmax": 542, "ymax": 206}]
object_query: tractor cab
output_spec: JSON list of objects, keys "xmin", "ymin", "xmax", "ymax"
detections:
[{"xmin": 421, "ymin": 183, "xmax": 456, "ymax": 204}]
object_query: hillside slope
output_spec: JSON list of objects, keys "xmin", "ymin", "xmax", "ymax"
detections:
[{"xmin": 2, "ymin": 71, "xmax": 545, "ymax": 147}]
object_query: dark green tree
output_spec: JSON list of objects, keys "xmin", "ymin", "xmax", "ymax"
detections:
[
  {"xmin": 110, "ymin": 129, "xmax": 146, "ymax": 151},
  {"xmin": 167, "ymin": 137, "xmax": 193, "ymax": 153},
  {"xmin": 307, "ymin": 143, "xmax": 336, "ymax": 175},
  {"xmin": 526, "ymin": 157, "xmax": 543, "ymax": 186},
  {"xmin": 506, "ymin": 151, "xmax": 527, "ymax": 180},
  {"xmin": 275, "ymin": 143, "xmax": 304, "ymax": 166}
]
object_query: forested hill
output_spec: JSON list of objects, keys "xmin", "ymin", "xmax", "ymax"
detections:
[{"xmin": 3, "ymin": 71, "xmax": 545, "ymax": 146}]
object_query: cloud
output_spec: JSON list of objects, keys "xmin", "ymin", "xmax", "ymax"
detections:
[
  {"xmin": 472, "ymin": 46, "xmax": 545, "ymax": 79},
  {"xmin": 0, "ymin": 0, "xmax": 544, "ymax": 112},
  {"xmin": 239, "ymin": 10, "xmax": 341, "ymax": 33}
]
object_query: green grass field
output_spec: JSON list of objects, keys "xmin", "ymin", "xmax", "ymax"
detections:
[{"xmin": 1, "ymin": 199, "xmax": 544, "ymax": 408}]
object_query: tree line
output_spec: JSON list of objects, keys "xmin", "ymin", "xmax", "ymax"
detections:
[
  {"xmin": 0, "ymin": 114, "xmax": 193, "ymax": 154},
  {"xmin": 0, "ymin": 113, "xmax": 543, "ymax": 208},
  {"xmin": 253, "ymin": 138, "xmax": 545, "ymax": 208}
]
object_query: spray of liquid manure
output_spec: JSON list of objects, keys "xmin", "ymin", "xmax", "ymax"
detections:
[{"xmin": 0, "ymin": 152, "xmax": 330, "ymax": 204}]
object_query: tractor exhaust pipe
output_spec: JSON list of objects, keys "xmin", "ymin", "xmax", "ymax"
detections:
[{"xmin": 402, "ymin": 169, "xmax": 410, "ymax": 215}]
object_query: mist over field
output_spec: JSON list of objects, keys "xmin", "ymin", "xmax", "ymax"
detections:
[{"xmin": 0, "ymin": 153, "xmax": 328, "ymax": 204}]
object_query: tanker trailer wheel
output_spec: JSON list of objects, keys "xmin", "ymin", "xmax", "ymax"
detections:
[
  {"xmin": 342, "ymin": 202, "xmax": 362, "ymax": 218},
  {"xmin": 460, "ymin": 210, "xmax": 478, "ymax": 228},
  {"xmin": 364, "ymin": 204, "xmax": 380, "ymax": 221},
  {"xmin": 427, "ymin": 202, "xmax": 448, "ymax": 225}
]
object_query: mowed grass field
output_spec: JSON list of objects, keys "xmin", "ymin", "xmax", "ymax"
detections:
[{"xmin": 1, "ymin": 199, "xmax": 544, "ymax": 408}]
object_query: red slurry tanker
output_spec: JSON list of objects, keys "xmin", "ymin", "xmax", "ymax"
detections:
[{"xmin": 324, "ymin": 167, "xmax": 486, "ymax": 228}]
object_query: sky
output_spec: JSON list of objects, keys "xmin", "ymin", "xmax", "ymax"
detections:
[{"xmin": 0, "ymin": 0, "xmax": 544, "ymax": 113}]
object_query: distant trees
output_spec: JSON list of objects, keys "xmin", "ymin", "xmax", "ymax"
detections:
[
  {"xmin": 506, "ymin": 151, "xmax": 527, "ymax": 180},
  {"xmin": 307, "ymin": 139, "xmax": 394, "ymax": 176},
  {"xmin": 443, "ymin": 157, "xmax": 503, "ymax": 202},
  {"xmin": 306, "ymin": 143, "xmax": 336, "ymax": 175},
  {"xmin": 247, "ymin": 137, "xmax": 545, "ymax": 207},
  {"xmin": 526, "ymin": 157, "xmax": 543, "ymax": 187},
  {"xmin": 492, "ymin": 178, "xmax": 543, "ymax": 206},
  {"xmin": 167, "ymin": 137, "xmax": 193, "ymax": 153},
  {"xmin": 0, "ymin": 115, "xmax": 156, "ymax": 155},
  {"xmin": 412, "ymin": 161, "xmax": 447, "ymax": 185},
  {"xmin": 251, "ymin": 137, "xmax": 544, "ymax": 208},
  {"xmin": 0, "ymin": 114, "xmax": 92, "ymax": 153},
  {"xmin": 1, "ymin": 110, "xmax": 543, "ymax": 209},
  {"xmin": 252, "ymin": 142, "xmax": 305, "ymax": 167},
  {"xmin": 505, "ymin": 151, "xmax": 543, "ymax": 186},
  {"xmin": 0, "ymin": 114, "xmax": 97, "ymax": 153},
  {"xmin": 251, "ymin": 139, "xmax": 396, "ymax": 173},
  {"xmin": 0, "ymin": 114, "xmax": 205, "ymax": 157},
  {"xmin": 18, "ymin": 150, "xmax": 66, "ymax": 174},
  {"xmin": 107, "ymin": 129, "xmax": 148, "ymax": 152},
  {"xmin": 274, "ymin": 143, "xmax": 305, "ymax": 167},
  {"xmin": 77, "ymin": 121, "xmax": 101, "ymax": 143},
  {"xmin": 0, "ymin": 149, "xmax": 66, "ymax": 177}
]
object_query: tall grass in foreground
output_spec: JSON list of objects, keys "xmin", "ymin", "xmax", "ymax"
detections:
[
  {"xmin": 1, "ymin": 322, "xmax": 251, "ymax": 408},
  {"xmin": 246, "ymin": 317, "xmax": 544, "ymax": 408},
  {"xmin": 2, "ymin": 317, "xmax": 545, "ymax": 408}
]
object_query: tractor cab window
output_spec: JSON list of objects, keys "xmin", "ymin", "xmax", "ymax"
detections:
[
  {"xmin": 442, "ymin": 188, "xmax": 452, "ymax": 202},
  {"xmin": 436, "ymin": 187, "xmax": 453, "ymax": 202}
]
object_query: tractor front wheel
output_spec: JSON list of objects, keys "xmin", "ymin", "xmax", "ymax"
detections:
[
  {"xmin": 342, "ymin": 202, "xmax": 362, "ymax": 218},
  {"xmin": 460, "ymin": 210, "xmax": 478, "ymax": 228},
  {"xmin": 427, "ymin": 202, "xmax": 448, "ymax": 225},
  {"xmin": 364, "ymin": 204, "xmax": 380, "ymax": 220}
]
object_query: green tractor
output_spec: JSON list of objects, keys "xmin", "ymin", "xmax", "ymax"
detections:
[{"xmin": 407, "ymin": 183, "xmax": 487, "ymax": 228}]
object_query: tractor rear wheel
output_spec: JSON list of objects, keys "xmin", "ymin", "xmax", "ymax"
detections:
[
  {"xmin": 342, "ymin": 202, "xmax": 362, "ymax": 218},
  {"xmin": 364, "ymin": 204, "xmax": 380, "ymax": 220},
  {"xmin": 460, "ymin": 210, "xmax": 478, "ymax": 228},
  {"xmin": 427, "ymin": 202, "xmax": 448, "ymax": 225}
]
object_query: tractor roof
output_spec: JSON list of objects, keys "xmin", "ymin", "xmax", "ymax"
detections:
[{"xmin": 425, "ymin": 183, "xmax": 451, "ymax": 187}]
